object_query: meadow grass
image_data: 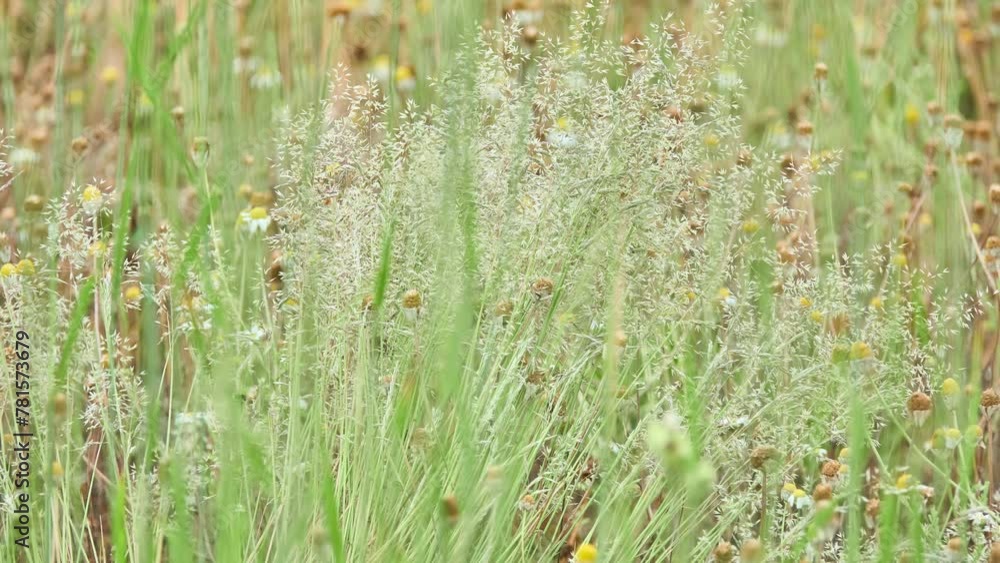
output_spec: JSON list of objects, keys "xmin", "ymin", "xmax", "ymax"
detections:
[{"xmin": 2, "ymin": 1, "xmax": 1000, "ymax": 562}]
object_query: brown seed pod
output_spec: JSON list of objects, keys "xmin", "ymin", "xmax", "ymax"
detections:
[
  {"xmin": 821, "ymin": 460, "xmax": 841, "ymax": 479},
  {"xmin": 908, "ymin": 391, "xmax": 932, "ymax": 413},
  {"xmin": 531, "ymin": 277, "xmax": 554, "ymax": 299},
  {"xmin": 713, "ymin": 541, "xmax": 734, "ymax": 563},
  {"xmin": 982, "ymin": 388, "xmax": 1000, "ymax": 410},
  {"xmin": 402, "ymin": 289, "xmax": 422, "ymax": 310},
  {"xmin": 740, "ymin": 539, "xmax": 764, "ymax": 562},
  {"xmin": 494, "ymin": 299, "xmax": 513, "ymax": 319},
  {"xmin": 750, "ymin": 445, "xmax": 778, "ymax": 469},
  {"xmin": 813, "ymin": 483, "xmax": 833, "ymax": 502},
  {"xmin": 441, "ymin": 494, "xmax": 460, "ymax": 524},
  {"xmin": 71, "ymin": 135, "xmax": 89, "ymax": 155},
  {"xmin": 24, "ymin": 194, "xmax": 45, "ymax": 213},
  {"xmin": 813, "ymin": 62, "xmax": 828, "ymax": 81}
]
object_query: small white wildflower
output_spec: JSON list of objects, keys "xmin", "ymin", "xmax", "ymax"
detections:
[
  {"xmin": 233, "ymin": 55, "xmax": 259, "ymax": 75},
  {"xmin": 81, "ymin": 184, "xmax": 104, "ymax": 215},
  {"xmin": 716, "ymin": 65, "xmax": 740, "ymax": 91},
  {"xmin": 789, "ymin": 487, "xmax": 812, "ymax": 511},
  {"xmin": 370, "ymin": 55, "xmax": 392, "ymax": 84},
  {"xmin": 548, "ymin": 117, "xmax": 577, "ymax": 148},
  {"xmin": 250, "ymin": 66, "xmax": 282, "ymax": 90},
  {"xmin": 239, "ymin": 207, "xmax": 271, "ymax": 234},
  {"xmin": 512, "ymin": 7, "xmax": 542, "ymax": 26},
  {"xmin": 754, "ymin": 24, "xmax": 788, "ymax": 47},
  {"xmin": 9, "ymin": 147, "xmax": 39, "ymax": 168},
  {"xmin": 944, "ymin": 427, "xmax": 962, "ymax": 450}
]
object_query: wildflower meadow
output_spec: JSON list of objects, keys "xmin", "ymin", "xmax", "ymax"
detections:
[{"xmin": 4, "ymin": 0, "xmax": 1000, "ymax": 561}]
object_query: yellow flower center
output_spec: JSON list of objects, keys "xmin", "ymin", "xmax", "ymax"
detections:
[
  {"xmin": 82, "ymin": 185, "xmax": 101, "ymax": 203},
  {"xmin": 941, "ymin": 378, "xmax": 960, "ymax": 396},
  {"xmin": 575, "ymin": 543, "xmax": 598, "ymax": 563},
  {"xmin": 15, "ymin": 259, "xmax": 35, "ymax": 276}
]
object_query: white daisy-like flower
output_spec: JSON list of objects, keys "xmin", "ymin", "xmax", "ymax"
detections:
[
  {"xmin": 548, "ymin": 117, "xmax": 577, "ymax": 148},
  {"xmin": 395, "ymin": 66, "xmax": 416, "ymax": 92},
  {"xmin": 233, "ymin": 56, "xmax": 259, "ymax": 75},
  {"xmin": 9, "ymin": 147, "xmax": 39, "ymax": 168},
  {"xmin": 369, "ymin": 55, "xmax": 392, "ymax": 84},
  {"xmin": 81, "ymin": 184, "xmax": 104, "ymax": 215},
  {"xmin": 944, "ymin": 427, "xmax": 962, "ymax": 450},
  {"xmin": 250, "ymin": 66, "xmax": 282, "ymax": 90},
  {"xmin": 512, "ymin": 7, "xmax": 542, "ymax": 26},
  {"xmin": 716, "ymin": 66, "xmax": 740, "ymax": 91},
  {"xmin": 780, "ymin": 482, "xmax": 796, "ymax": 503},
  {"xmin": 789, "ymin": 487, "xmax": 812, "ymax": 510},
  {"xmin": 240, "ymin": 207, "xmax": 271, "ymax": 234},
  {"xmin": 754, "ymin": 25, "xmax": 788, "ymax": 48}
]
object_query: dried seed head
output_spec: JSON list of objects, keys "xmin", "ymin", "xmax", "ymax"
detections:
[
  {"xmin": 812, "ymin": 483, "xmax": 833, "ymax": 502},
  {"xmin": 965, "ymin": 152, "xmax": 984, "ymax": 167},
  {"xmin": 71, "ymin": 135, "xmax": 89, "ymax": 155},
  {"xmin": 737, "ymin": 148, "xmax": 753, "ymax": 167},
  {"xmin": 25, "ymin": 194, "xmax": 45, "ymax": 213},
  {"xmin": 171, "ymin": 105, "xmax": 185, "ymax": 124},
  {"xmin": 441, "ymin": 494, "xmax": 459, "ymax": 524},
  {"xmin": 908, "ymin": 391, "xmax": 932, "ymax": 412},
  {"xmin": 982, "ymin": 388, "xmax": 1000, "ymax": 409},
  {"xmin": 990, "ymin": 542, "xmax": 1000, "ymax": 563},
  {"xmin": 975, "ymin": 121, "xmax": 992, "ymax": 141},
  {"xmin": 796, "ymin": 120, "xmax": 814, "ymax": 136},
  {"xmin": 947, "ymin": 537, "xmax": 963, "ymax": 555},
  {"xmin": 713, "ymin": 541, "xmax": 734, "ymax": 563},
  {"xmin": 991, "ymin": 185, "xmax": 1000, "ymax": 205},
  {"xmin": 740, "ymin": 539, "xmax": 764, "ymax": 562},
  {"xmin": 821, "ymin": 460, "xmax": 841, "ymax": 478},
  {"xmin": 52, "ymin": 392, "xmax": 67, "ymax": 416},
  {"xmin": 813, "ymin": 62, "xmax": 828, "ymax": 81},
  {"xmin": 250, "ymin": 191, "xmax": 274, "ymax": 208},
  {"xmin": 327, "ymin": 2, "xmax": 354, "ymax": 18},
  {"xmin": 402, "ymin": 289, "xmax": 422, "ymax": 309},
  {"xmin": 494, "ymin": 299, "xmax": 513, "ymax": 318},
  {"xmin": 750, "ymin": 445, "xmax": 778, "ymax": 469},
  {"xmin": 191, "ymin": 136, "xmax": 211, "ymax": 167},
  {"xmin": 944, "ymin": 114, "xmax": 963, "ymax": 129},
  {"xmin": 531, "ymin": 277, "xmax": 554, "ymax": 299},
  {"xmin": 612, "ymin": 329, "xmax": 627, "ymax": 348},
  {"xmin": 238, "ymin": 36, "xmax": 255, "ymax": 57},
  {"xmin": 522, "ymin": 25, "xmax": 539, "ymax": 44},
  {"xmin": 988, "ymin": 236, "xmax": 1000, "ymax": 250}
]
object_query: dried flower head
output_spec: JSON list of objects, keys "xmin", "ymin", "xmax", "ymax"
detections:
[
  {"xmin": 713, "ymin": 540, "xmax": 734, "ymax": 562},
  {"xmin": 982, "ymin": 388, "xmax": 1000, "ymax": 412},
  {"xmin": 907, "ymin": 391, "xmax": 932, "ymax": 425},
  {"xmin": 531, "ymin": 277, "xmax": 554, "ymax": 299}
]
